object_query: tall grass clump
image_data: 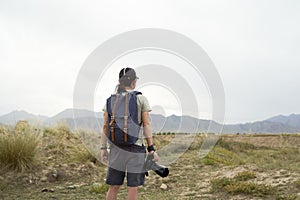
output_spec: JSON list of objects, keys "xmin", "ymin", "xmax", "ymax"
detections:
[
  {"xmin": 0, "ymin": 121, "xmax": 40, "ymax": 172},
  {"xmin": 211, "ymin": 177, "xmax": 274, "ymax": 197}
]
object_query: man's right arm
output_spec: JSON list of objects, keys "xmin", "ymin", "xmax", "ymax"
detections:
[{"xmin": 142, "ymin": 111, "xmax": 159, "ymax": 162}]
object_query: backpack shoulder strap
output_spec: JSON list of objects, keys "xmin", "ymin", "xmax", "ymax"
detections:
[
  {"xmin": 109, "ymin": 94, "xmax": 119, "ymax": 142},
  {"xmin": 123, "ymin": 92, "xmax": 129, "ymax": 142},
  {"xmin": 132, "ymin": 91, "xmax": 142, "ymax": 96}
]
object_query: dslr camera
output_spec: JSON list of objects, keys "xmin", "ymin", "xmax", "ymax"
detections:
[{"xmin": 144, "ymin": 153, "xmax": 169, "ymax": 178}]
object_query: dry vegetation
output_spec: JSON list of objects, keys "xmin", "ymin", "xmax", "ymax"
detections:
[{"xmin": 1, "ymin": 122, "xmax": 300, "ymax": 199}]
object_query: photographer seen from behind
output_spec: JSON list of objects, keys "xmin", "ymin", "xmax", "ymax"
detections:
[{"xmin": 100, "ymin": 67, "xmax": 159, "ymax": 200}]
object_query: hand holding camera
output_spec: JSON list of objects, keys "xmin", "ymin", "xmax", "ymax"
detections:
[{"xmin": 144, "ymin": 153, "xmax": 169, "ymax": 178}]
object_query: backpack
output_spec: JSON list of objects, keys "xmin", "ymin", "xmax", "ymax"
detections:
[{"xmin": 106, "ymin": 91, "xmax": 142, "ymax": 145}]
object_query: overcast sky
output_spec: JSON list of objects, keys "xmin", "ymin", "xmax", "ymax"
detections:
[{"xmin": 0, "ymin": 0, "xmax": 299, "ymax": 123}]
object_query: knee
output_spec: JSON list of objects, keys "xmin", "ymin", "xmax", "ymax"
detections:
[
  {"xmin": 109, "ymin": 185, "xmax": 120, "ymax": 192},
  {"xmin": 128, "ymin": 186, "xmax": 138, "ymax": 192}
]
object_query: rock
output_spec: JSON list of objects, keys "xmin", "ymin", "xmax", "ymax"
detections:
[
  {"xmin": 40, "ymin": 177, "xmax": 48, "ymax": 182},
  {"xmin": 57, "ymin": 170, "xmax": 66, "ymax": 180},
  {"xmin": 160, "ymin": 183, "xmax": 168, "ymax": 190},
  {"xmin": 47, "ymin": 170, "xmax": 57, "ymax": 182},
  {"xmin": 47, "ymin": 170, "xmax": 66, "ymax": 182},
  {"xmin": 62, "ymin": 164, "xmax": 68, "ymax": 168},
  {"xmin": 41, "ymin": 188, "xmax": 55, "ymax": 193},
  {"xmin": 67, "ymin": 185, "xmax": 76, "ymax": 189}
]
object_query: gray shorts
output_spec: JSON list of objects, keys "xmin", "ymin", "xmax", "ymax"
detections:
[{"xmin": 106, "ymin": 144, "xmax": 146, "ymax": 187}]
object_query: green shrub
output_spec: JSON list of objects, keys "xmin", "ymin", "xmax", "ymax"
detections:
[
  {"xmin": 0, "ymin": 181, "xmax": 6, "ymax": 191},
  {"xmin": 202, "ymin": 157, "xmax": 216, "ymax": 165},
  {"xmin": 234, "ymin": 171, "xmax": 256, "ymax": 181},
  {"xmin": 225, "ymin": 182, "xmax": 273, "ymax": 196},
  {"xmin": 218, "ymin": 139, "xmax": 257, "ymax": 152},
  {"xmin": 202, "ymin": 147, "xmax": 244, "ymax": 166},
  {"xmin": 294, "ymin": 179, "xmax": 300, "ymax": 188},
  {"xmin": 211, "ymin": 177, "xmax": 232, "ymax": 192},
  {"xmin": 0, "ymin": 128, "xmax": 40, "ymax": 172},
  {"xmin": 89, "ymin": 183, "xmax": 109, "ymax": 193},
  {"xmin": 211, "ymin": 177, "xmax": 273, "ymax": 197}
]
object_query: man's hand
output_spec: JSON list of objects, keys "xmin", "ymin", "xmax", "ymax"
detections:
[
  {"xmin": 149, "ymin": 151, "xmax": 159, "ymax": 162},
  {"xmin": 101, "ymin": 149, "xmax": 108, "ymax": 164}
]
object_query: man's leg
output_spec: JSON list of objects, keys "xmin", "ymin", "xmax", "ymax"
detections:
[
  {"xmin": 127, "ymin": 186, "xmax": 138, "ymax": 200},
  {"xmin": 106, "ymin": 185, "xmax": 120, "ymax": 200}
]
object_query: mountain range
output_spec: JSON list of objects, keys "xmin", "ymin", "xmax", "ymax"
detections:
[{"xmin": 0, "ymin": 109, "xmax": 299, "ymax": 134}]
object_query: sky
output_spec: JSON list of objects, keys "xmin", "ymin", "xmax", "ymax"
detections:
[{"xmin": 0, "ymin": 0, "xmax": 299, "ymax": 124}]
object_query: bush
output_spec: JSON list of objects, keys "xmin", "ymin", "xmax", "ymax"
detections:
[
  {"xmin": 294, "ymin": 179, "xmax": 300, "ymax": 188},
  {"xmin": 89, "ymin": 183, "xmax": 109, "ymax": 193},
  {"xmin": 211, "ymin": 177, "xmax": 232, "ymax": 192},
  {"xmin": 188, "ymin": 135, "xmax": 204, "ymax": 150},
  {"xmin": 225, "ymin": 182, "xmax": 273, "ymax": 196},
  {"xmin": 211, "ymin": 177, "xmax": 273, "ymax": 197},
  {"xmin": 218, "ymin": 139, "xmax": 257, "ymax": 152},
  {"xmin": 0, "ymin": 126, "xmax": 8, "ymax": 135},
  {"xmin": 0, "ymin": 126, "xmax": 40, "ymax": 172},
  {"xmin": 234, "ymin": 171, "xmax": 256, "ymax": 181},
  {"xmin": 202, "ymin": 147, "xmax": 244, "ymax": 166}
]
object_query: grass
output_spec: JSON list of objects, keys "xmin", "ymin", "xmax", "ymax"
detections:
[
  {"xmin": 0, "ymin": 127, "xmax": 40, "ymax": 172},
  {"xmin": 216, "ymin": 138, "xmax": 300, "ymax": 171},
  {"xmin": 234, "ymin": 171, "xmax": 256, "ymax": 181},
  {"xmin": 211, "ymin": 177, "xmax": 233, "ymax": 191},
  {"xmin": 224, "ymin": 181, "xmax": 273, "ymax": 196},
  {"xmin": 89, "ymin": 183, "xmax": 109, "ymax": 193},
  {"xmin": 0, "ymin": 125, "xmax": 8, "ymax": 134},
  {"xmin": 0, "ymin": 181, "xmax": 6, "ymax": 191},
  {"xmin": 276, "ymin": 194, "xmax": 298, "ymax": 200},
  {"xmin": 211, "ymin": 176, "xmax": 274, "ymax": 197},
  {"xmin": 42, "ymin": 124, "xmax": 99, "ymax": 164},
  {"xmin": 202, "ymin": 146, "xmax": 244, "ymax": 166},
  {"xmin": 294, "ymin": 179, "xmax": 300, "ymax": 188},
  {"xmin": 1, "ymin": 126, "xmax": 300, "ymax": 199}
]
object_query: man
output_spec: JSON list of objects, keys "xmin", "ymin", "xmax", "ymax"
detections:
[{"xmin": 100, "ymin": 67, "xmax": 159, "ymax": 200}]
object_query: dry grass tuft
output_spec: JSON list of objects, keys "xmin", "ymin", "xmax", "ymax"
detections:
[{"xmin": 0, "ymin": 122, "xmax": 41, "ymax": 172}]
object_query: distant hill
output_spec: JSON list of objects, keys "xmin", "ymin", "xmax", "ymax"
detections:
[
  {"xmin": 44, "ymin": 108, "xmax": 102, "ymax": 125},
  {"xmin": 0, "ymin": 110, "xmax": 47, "ymax": 125},
  {"xmin": 0, "ymin": 109, "xmax": 299, "ymax": 133},
  {"xmin": 223, "ymin": 121, "xmax": 299, "ymax": 134},
  {"xmin": 266, "ymin": 114, "xmax": 300, "ymax": 129}
]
